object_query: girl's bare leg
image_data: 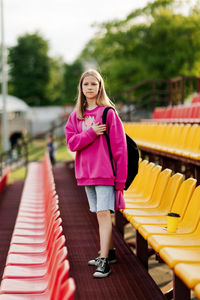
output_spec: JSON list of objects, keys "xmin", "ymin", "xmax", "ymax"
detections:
[{"xmin": 97, "ymin": 210, "xmax": 113, "ymax": 257}]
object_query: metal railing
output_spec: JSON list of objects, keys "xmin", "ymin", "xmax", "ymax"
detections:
[
  {"xmin": 1, "ymin": 76, "xmax": 199, "ymax": 173},
  {"xmin": 116, "ymin": 76, "xmax": 200, "ymax": 121},
  {"xmin": 0, "ymin": 118, "xmax": 66, "ymax": 176}
]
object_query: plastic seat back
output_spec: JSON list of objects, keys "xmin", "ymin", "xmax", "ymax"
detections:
[
  {"xmin": 186, "ymin": 106, "xmax": 193, "ymax": 118},
  {"xmin": 176, "ymin": 124, "xmax": 191, "ymax": 151},
  {"xmin": 190, "ymin": 126, "xmax": 200, "ymax": 153},
  {"xmin": 147, "ymin": 168, "xmax": 172, "ymax": 206},
  {"xmin": 153, "ymin": 107, "xmax": 164, "ymax": 119},
  {"xmin": 179, "ymin": 185, "xmax": 200, "ymax": 232},
  {"xmin": 196, "ymin": 105, "xmax": 200, "ymax": 118},
  {"xmin": 165, "ymin": 106, "xmax": 173, "ymax": 118},
  {"xmin": 170, "ymin": 178, "xmax": 196, "ymax": 219},
  {"xmin": 191, "ymin": 105, "xmax": 197, "ymax": 118},
  {"xmin": 155, "ymin": 124, "xmax": 166, "ymax": 145},
  {"xmin": 171, "ymin": 106, "xmax": 178, "ymax": 118},
  {"xmin": 171, "ymin": 124, "xmax": 184, "ymax": 150},
  {"xmin": 184, "ymin": 124, "xmax": 198, "ymax": 152},
  {"xmin": 165, "ymin": 124, "xmax": 178, "ymax": 149},
  {"xmin": 159, "ymin": 173, "xmax": 183, "ymax": 211},
  {"xmin": 47, "ymin": 235, "xmax": 67, "ymax": 269},
  {"xmin": 159, "ymin": 124, "xmax": 171, "ymax": 147},
  {"xmin": 193, "ymin": 104, "xmax": 200, "ymax": 118},
  {"xmin": 194, "ymin": 283, "xmax": 200, "ymax": 299},
  {"xmin": 128, "ymin": 160, "xmax": 148, "ymax": 191},
  {"xmin": 142, "ymin": 165, "xmax": 162, "ymax": 199},
  {"xmin": 59, "ymin": 277, "xmax": 76, "ymax": 300},
  {"xmin": 50, "ymin": 260, "xmax": 70, "ymax": 300},
  {"xmin": 182, "ymin": 107, "xmax": 188, "ymax": 118},
  {"xmin": 176, "ymin": 106, "xmax": 182, "ymax": 118},
  {"xmin": 127, "ymin": 162, "xmax": 155, "ymax": 196},
  {"xmin": 47, "ymin": 247, "xmax": 68, "ymax": 298}
]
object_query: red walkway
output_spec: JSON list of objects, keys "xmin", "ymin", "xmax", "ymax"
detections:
[
  {"xmin": 53, "ymin": 164, "xmax": 165, "ymax": 300},
  {"xmin": 0, "ymin": 180, "xmax": 24, "ymax": 280}
]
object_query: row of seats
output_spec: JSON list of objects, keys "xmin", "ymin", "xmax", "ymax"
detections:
[
  {"xmin": 192, "ymin": 94, "xmax": 200, "ymax": 104},
  {"xmin": 153, "ymin": 103, "xmax": 200, "ymax": 122},
  {"xmin": 124, "ymin": 122, "xmax": 200, "ymax": 160},
  {"xmin": 119, "ymin": 159, "xmax": 200, "ymax": 299},
  {"xmin": 0, "ymin": 153, "xmax": 75, "ymax": 299}
]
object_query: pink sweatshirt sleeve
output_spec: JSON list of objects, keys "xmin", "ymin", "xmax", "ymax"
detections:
[
  {"xmin": 107, "ymin": 109, "xmax": 128, "ymax": 190},
  {"xmin": 65, "ymin": 113, "xmax": 97, "ymax": 152}
]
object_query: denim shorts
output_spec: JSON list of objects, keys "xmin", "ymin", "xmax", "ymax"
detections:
[{"xmin": 85, "ymin": 185, "xmax": 115, "ymax": 213}]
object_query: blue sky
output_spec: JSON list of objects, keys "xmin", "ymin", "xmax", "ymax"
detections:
[{"xmin": 3, "ymin": 0, "xmax": 197, "ymax": 63}]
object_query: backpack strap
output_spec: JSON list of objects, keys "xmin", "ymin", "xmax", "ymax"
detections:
[
  {"xmin": 102, "ymin": 107, "xmax": 114, "ymax": 124},
  {"xmin": 102, "ymin": 107, "xmax": 116, "ymax": 177}
]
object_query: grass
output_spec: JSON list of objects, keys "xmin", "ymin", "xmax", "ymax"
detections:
[
  {"xmin": 56, "ymin": 144, "xmax": 74, "ymax": 161},
  {"xmin": 7, "ymin": 142, "xmax": 73, "ymax": 183},
  {"xmin": 8, "ymin": 167, "xmax": 27, "ymax": 184}
]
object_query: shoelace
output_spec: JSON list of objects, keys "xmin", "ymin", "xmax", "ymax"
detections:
[{"xmin": 97, "ymin": 258, "xmax": 106, "ymax": 270}]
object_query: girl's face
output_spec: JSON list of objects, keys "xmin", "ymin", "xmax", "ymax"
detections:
[{"xmin": 82, "ymin": 76, "xmax": 100, "ymax": 101}]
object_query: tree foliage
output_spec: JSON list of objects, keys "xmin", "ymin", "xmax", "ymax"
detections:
[
  {"xmin": 79, "ymin": 0, "xmax": 200, "ymax": 99},
  {"xmin": 62, "ymin": 60, "xmax": 83, "ymax": 104},
  {"xmin": 47, "ymin": 56, "xmax": 66, "ymax": 105},
  {"xmin": 8, "ymin": 32, "xmax": 51, "ymax": 106},
  {"xmin": 6, "ymin": 0, "xmax": 200, "ymax": 106},
  {"xmin": 8, "ymin": 33, "xmax": 83, "ymax": 105}
]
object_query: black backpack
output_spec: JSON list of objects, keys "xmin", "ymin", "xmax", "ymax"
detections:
[{"xmin": 102, "ymin": 107, "xmax": 139, "ymax": 190}]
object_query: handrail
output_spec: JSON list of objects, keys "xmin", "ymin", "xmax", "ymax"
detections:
[
  {"xmin": 116, "ymin": 76, "xmax": 200, "ymax": 121},
  {"xmin": 0, "ymin": 118, "xmax": 67, "ymax": 176}
]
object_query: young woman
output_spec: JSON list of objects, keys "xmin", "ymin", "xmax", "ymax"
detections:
[{"xmin": 65, "ymin": 69, "xmax": 127, "ymax": 278}]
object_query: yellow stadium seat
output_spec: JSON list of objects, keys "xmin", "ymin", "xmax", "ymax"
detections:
[
  {"xmin": 176, "ymin": 124, "xmax": 196, "ymax": 156},
  {"xmin": 190, "ymin": 126, "xmax": 200, "ymax": 160},
  {"xmin": 154, "ymin": 124, "xmax": 170, "ymax": 150},
  {"xmin": 125, "ymin": 123, "xmax": 200, "ymax": 162},
  {"xmin": 167, "ymin": 124, "xmax": 185, "ymax": 154},
  {"xmin": 172, "ymin": 124, "xmax": 191, "ymax": 155},
  {"xmin": 129, "ymin": 173, "xmax": 183, "ymax": 230},
  {"xmin": 159, "ymin": 246, "xmax": 200, "ymax": 268},
  {"xmin": 147, "ymin": 178, "xmax": 197, "ymax": 251},
  {"xmin": 124, "ymin": 162, "xmax": 156, "ymax": 201},
  {"xmin": 174, "ymin": 263, "xmax": 200, "ymax": 289},
  {"xmin": 125, "ymin": 159, "xmax": 148, "ymax": 193},
  {"xmin": 123, "ymin": 165, "xmax": 162, "ymax": 221},
  {"xmin": 161, "ymin": 124, "xmax": 180, "ymax": 153},
  {"xmin": 124, "ymin": 168, "xmax": 171, "ymax": 210},
  {"xmin": 139, "ymin": 180, "xmax": 199, "ymax": 239},
  {"xmin": 148, "ymin": 218, "xmax": 200, "ymax": 253},
  {"xmin": 194, "ymin": 283, "xmax": 200, "ymax": 299}
]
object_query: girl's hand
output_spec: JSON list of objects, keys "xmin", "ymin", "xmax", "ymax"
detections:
[{"xmin": 92, "ymin": 123, "xmax": 106, "ymax": 135}]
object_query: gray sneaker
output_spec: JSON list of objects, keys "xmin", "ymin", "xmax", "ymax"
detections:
[
  {"xmin": 88, "ymin": 248, "xmax": 117, "ymax": 266},
  {"xmin": 93, "ymin": 258, "xmax": 111, "ymax": 278}
]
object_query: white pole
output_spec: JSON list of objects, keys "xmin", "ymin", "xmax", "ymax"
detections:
[{"xmin": 1, "ymin": 0, "xmax": 9, "ymax": 151}]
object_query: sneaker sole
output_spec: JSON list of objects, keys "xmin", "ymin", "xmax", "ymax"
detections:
[
  {"xmin": 88, "ymin": 261, "xmax": 98, "ymax": 266},
  {"xmin": 88, "ymin": 259, "xmax": 117, "ymax": 266},
  {"xmin": 109, "ymin": 259, "xmax": 117, "ymax": 264},
  {"xmin": 93, "ymin": 269, "xmax": 111, "ymax": 278}
]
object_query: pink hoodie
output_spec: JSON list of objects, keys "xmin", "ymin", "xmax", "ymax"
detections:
[{"xmin": 65, "ymin": 106, "xmax": 127, "ymax": 190}]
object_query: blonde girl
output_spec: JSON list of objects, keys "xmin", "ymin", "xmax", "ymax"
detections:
[{"xmin": 65, "ymin": 69, "xmax": 127, "ymax": 278}]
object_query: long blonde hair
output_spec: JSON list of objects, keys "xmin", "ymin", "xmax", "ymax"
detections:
[{"xmin": 76, "ymin": 69, "xmax": 115, "ymax": 119}]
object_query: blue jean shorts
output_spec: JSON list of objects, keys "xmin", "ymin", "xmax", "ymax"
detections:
[{"xmin": 85, "ymin": 185, "xmax": 115, "ymax": 213}]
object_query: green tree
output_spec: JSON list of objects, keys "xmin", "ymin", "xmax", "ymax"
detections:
[
  {"xmin": 8, "ymin": 32, "xmax": 51, "ymax": 106},
  {"xmin": 79, "ymin": 0, "xmax": 200, "ymax": 103},
  {"xmin": 63, "ymin": 60, "xmax": 83, "ymax": 104},
  {"xmin": 47, "ymin": 56, "xmax": 66, "ymax": 105}
]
